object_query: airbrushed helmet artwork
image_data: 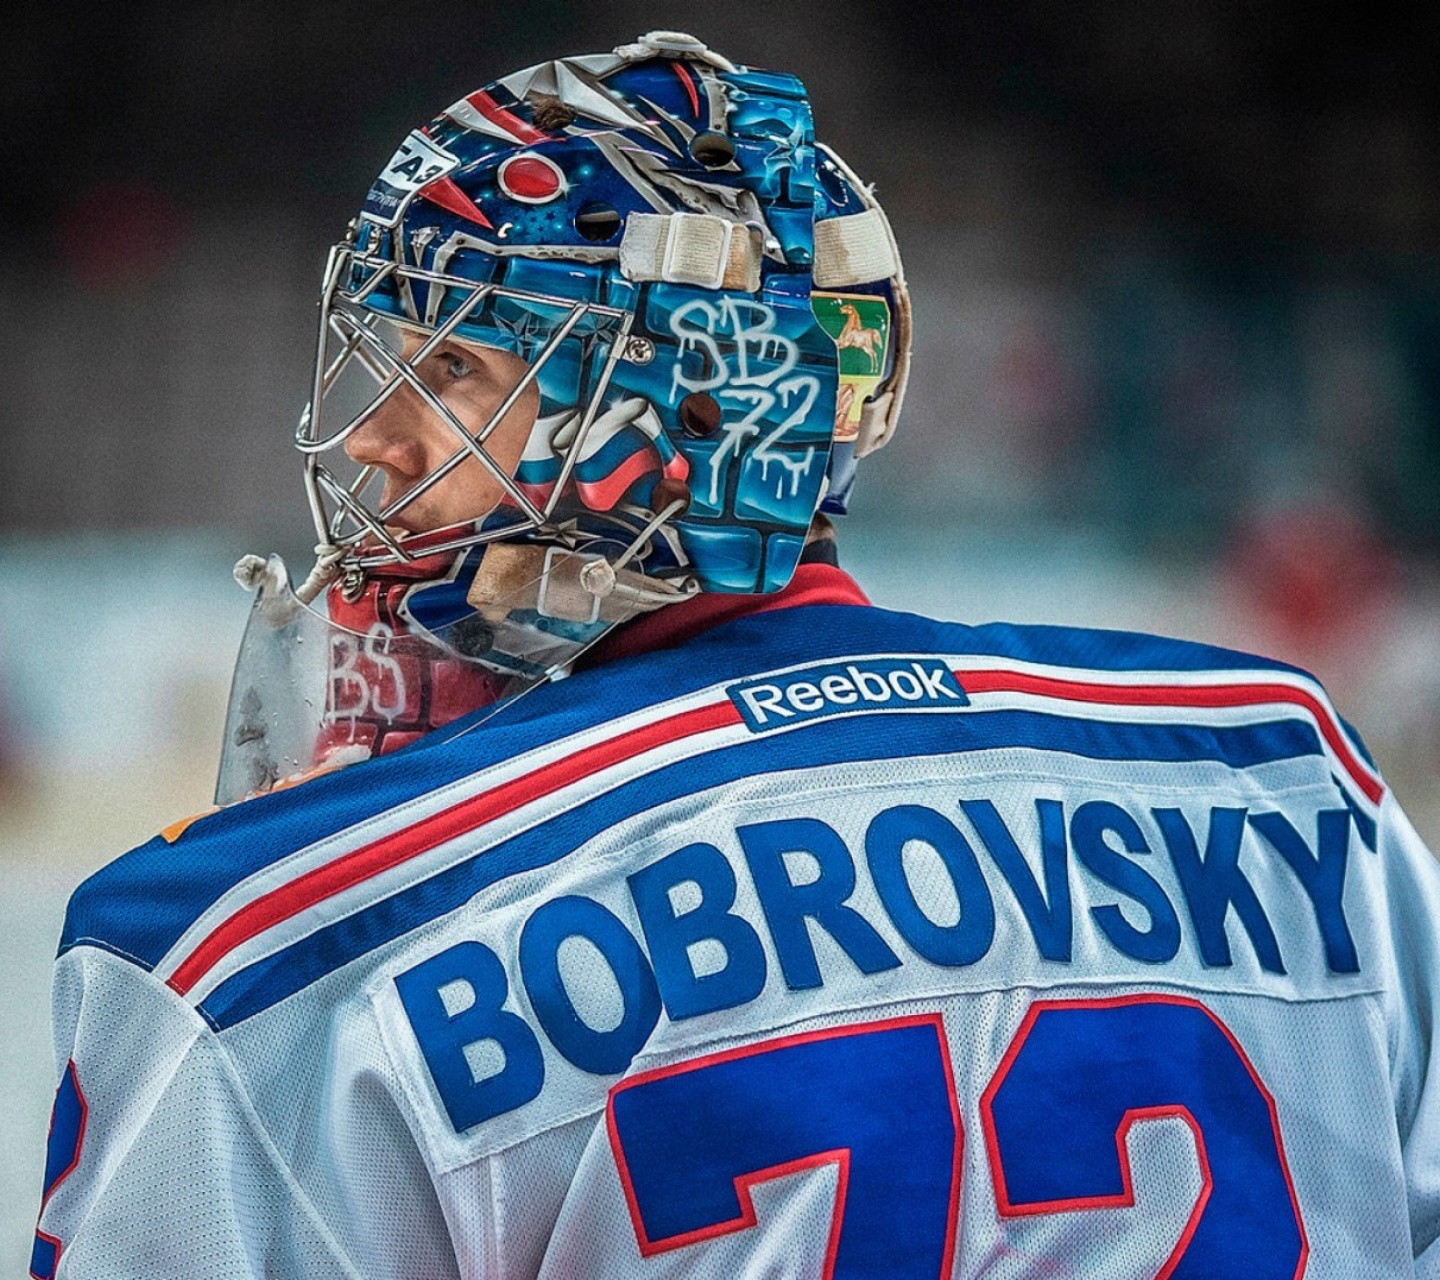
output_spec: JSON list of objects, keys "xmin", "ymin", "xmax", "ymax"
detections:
[{"xmin": 216, "ymin": 30, "xmax": 911, "ymax": 804}]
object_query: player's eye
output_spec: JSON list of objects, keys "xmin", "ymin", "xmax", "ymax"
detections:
[{"xmin": 443, "ymin": 351, "xmax": 476, "ymax": 381}]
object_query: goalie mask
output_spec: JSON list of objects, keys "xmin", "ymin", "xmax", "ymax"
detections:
[{"xmin": 216, "ymin": 30, "xmax": 910, "ymax": 804}]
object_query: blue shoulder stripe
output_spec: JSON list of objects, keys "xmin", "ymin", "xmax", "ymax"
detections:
[
  {"xmin": 58, "ymin": 602, "xmax": 1348, "ymax": 974},
  {"xmin": 198, "ymin": 708, "xmax": 1322, "ymax": 1028}
]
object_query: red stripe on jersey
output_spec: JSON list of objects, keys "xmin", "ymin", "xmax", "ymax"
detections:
[
  {"xmin": 958, "ymin": 669, "xmax": 1382, "ymax": 804},
  {"xmin": 169, "ymin": 651, "xmax": 1377, "ymax": 998},
  {"xmin": 167, "ymin": 699, "xmax": 742, "ymax": 997}
]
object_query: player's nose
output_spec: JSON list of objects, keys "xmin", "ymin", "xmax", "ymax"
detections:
[{"xmin": 344, "ymin": 383, "xmax": 430, "ymax": 479}]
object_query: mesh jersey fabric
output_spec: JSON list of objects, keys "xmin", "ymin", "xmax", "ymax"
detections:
[{"xmin": 32, "ymin": 579, "xmax": 1440, "ymax": 1279}]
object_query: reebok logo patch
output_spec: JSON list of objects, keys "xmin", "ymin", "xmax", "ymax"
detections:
[{"xmin": 729, "ymin": 659, "xmax": 968, "ymax": 732}]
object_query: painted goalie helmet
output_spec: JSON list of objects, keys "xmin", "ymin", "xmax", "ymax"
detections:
[{"xmin": 217, "ymin": 30, "xmax": 910, "ymax": 803}]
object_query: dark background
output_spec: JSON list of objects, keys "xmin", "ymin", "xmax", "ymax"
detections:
[{"xmin": 3, "ymin": 0, "xmax": 1437, "ymax": 550}]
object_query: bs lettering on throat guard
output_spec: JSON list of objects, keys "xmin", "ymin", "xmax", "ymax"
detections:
[{"xmin": 728, "ymin": 659, "xmax": 969, "ymax": 732}]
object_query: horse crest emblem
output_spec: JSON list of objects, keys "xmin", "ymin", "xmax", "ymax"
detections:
[{"xmin": 812, "ymin": 292, "xmax": 892, "ymax": 442}]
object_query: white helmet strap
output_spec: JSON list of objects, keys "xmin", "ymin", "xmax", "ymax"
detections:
[
  {"xmin": 619, "ymin": 212, "xmax": 763, "ymax": 290},
  {"xmin": 814, "ymin": 145, "xmax": 911, "ymax": 458}
]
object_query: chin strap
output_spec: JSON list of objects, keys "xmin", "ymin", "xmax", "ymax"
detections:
[
  {"xmin": 467, "ymin": 543, "xmax": 696, "ymax": 626},
  {"xmin": 470, "ymin": 497, "xmax": 697, "ymax": 624}
]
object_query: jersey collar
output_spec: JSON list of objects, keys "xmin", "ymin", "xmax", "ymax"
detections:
[{"xmin": 579, "ymin": 563, "xmax": 871, "ymax": 670}]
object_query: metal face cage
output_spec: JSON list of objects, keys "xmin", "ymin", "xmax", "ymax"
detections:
[{"xmin": 297, "ymin": 244, "xmax": 634, "ymax": 569}]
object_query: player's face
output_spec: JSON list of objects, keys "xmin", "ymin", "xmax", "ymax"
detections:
[{"xmin": 343, "ymin": 331, "xmax": 540, "ymax": 536}]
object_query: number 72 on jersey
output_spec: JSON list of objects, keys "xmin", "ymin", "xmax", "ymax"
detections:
[{"xmin": 606, "ymin": 996, "xmax": 1307, "ymax": 1279}]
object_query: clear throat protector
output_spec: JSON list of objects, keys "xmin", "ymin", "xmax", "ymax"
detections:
[{"xmin": 215, "ymin": 538, "xmax": 683, "ymax": 805}]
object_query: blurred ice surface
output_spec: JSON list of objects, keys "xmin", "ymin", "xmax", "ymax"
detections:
[
  {"xmin": 0, "ymin": 535, "xmax": 250, "ymax": 776},
  {"xmin": 845, "ymin": 520, "xmax": 1215, "ymax": 635},
  {"xmin": 0, "ymin": 528, "xmax": 1435, "ymax": 1272},
  {"xmin": 0, "ymin": 534, "xmax": 249, "ymax": 1273}
]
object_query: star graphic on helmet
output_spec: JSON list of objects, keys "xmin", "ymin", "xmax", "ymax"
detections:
[
  {"xmin": 576, "ymin": 323, "xmax": 617, "ymax": 368},
  {"xmin": 762, "ymin": 118, "xmax": 809, "ymax": 197},
  {"xmin": 493, "ymin": 307, "xmax": 549, "ymax": 361}
]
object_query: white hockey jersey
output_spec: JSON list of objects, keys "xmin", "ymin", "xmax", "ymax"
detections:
[{"xmin": 31, "ymin": 566, "xmax": 1440, "ymax": 1278}]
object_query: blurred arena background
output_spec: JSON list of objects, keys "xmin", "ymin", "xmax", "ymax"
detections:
[{"xmin": 2, "ymin": 1, "xmax": 1437, "ymax": 1268}]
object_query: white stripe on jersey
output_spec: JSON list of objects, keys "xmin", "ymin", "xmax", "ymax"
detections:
[{"xmin": 156, "ymin": 652, "xmax": 1377, "ymax": 1008}]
